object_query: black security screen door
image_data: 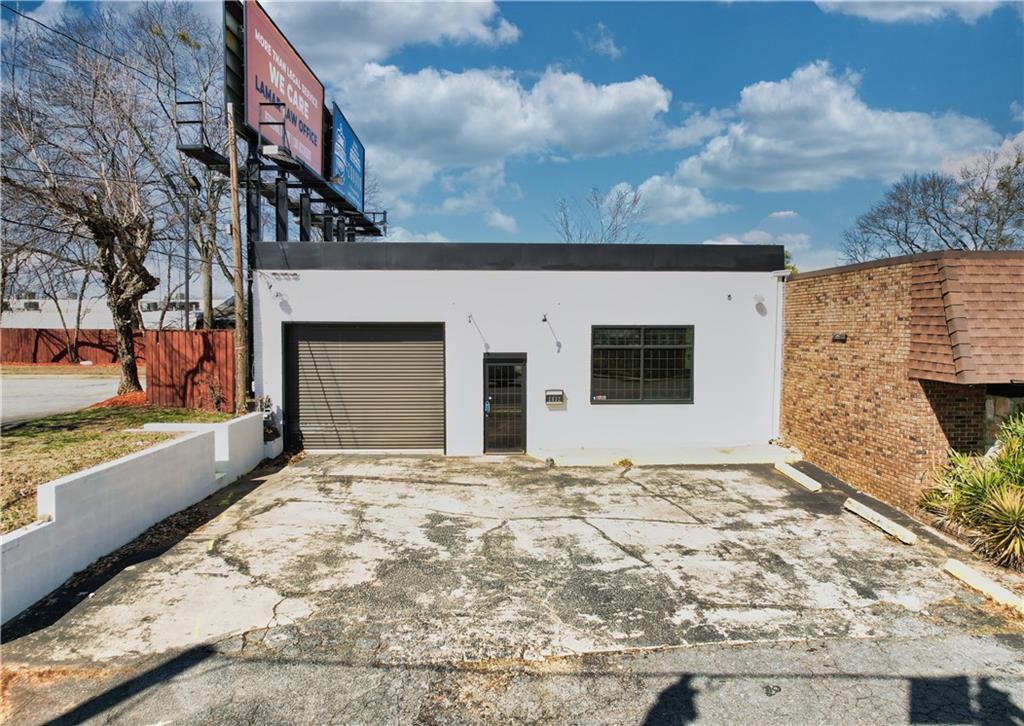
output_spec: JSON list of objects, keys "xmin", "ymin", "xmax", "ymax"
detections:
[{"xmin": 484, "ymin": 356, "xmax": 526, "ymax": 453}]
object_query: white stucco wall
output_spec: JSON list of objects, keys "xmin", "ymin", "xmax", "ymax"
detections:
[
  {"xmin": 2, "ymin": 297, "xmax": 198, "ymax": 330},
  {"xmin": 142, "ymin": 412, "xmax": 265, "ymax": 484},
  {"xmin": 254, "ymin": 269, "xmax": 785, "ymax": 456},
  {"xmin": 1, "ymin": 431, "xmax": 216, "ymax": 623}
]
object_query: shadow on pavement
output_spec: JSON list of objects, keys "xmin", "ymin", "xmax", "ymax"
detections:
[
  {"xmin": 643, "ymin": 675, "xmax": 699, "ymax": 725},
  {"xmin": 30, "ymin": 651, "xmax": 1023, "ymax": 726},
  {"xmin": 1, "ymin": 461, "xmax": 287, "ymax": 644},
  {"xmin": 910, "ymin": 675, "xmax": 1024, "ymax": 725},
  {"xmin": 45, "ymin": 646, "xmax": 218, "ymax": 726}
]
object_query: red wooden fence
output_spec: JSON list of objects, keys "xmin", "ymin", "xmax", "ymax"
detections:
[
  {"xmin": 1, "ymin": 328, "xmax": 145, "ymax": 364},
  {"xmin": 144, "ymin": 330, "xmax": 234, "ymax": 411}
]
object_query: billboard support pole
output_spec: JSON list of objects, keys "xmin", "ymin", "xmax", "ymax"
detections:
[
  {"xmin": 299, "ymin": 193, "xmax": 311, "ymax": 241},
  {"xmin": 323, "ymin": 211, "xmax": 334, "ymax": 242},
  {"xmin": 275, "ymin": 174, "xmax": 288, "ymax": 241}
]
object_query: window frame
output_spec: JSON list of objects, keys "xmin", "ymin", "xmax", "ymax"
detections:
[{"xmin": 589, "ymin": 325, "xmax": 694, "ymax": 405}]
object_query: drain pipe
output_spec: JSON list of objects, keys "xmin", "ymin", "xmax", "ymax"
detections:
[{"xmin": 769, "ymin": 269, "xmax": 790, "ymax": 441}]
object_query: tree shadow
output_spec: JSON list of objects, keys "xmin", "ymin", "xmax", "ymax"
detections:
[
  {"xmin": 643, "ymin": 675, "xmax": 698, "ymax": 726},
  {"xmin": 910, "ymin": 675, "xmax": 1024, "ymax": 724}
]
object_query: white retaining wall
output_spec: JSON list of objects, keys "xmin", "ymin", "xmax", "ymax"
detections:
[
  {"xmin": 143, "ymin": 412, "xmax": 264, "ymax": 484},
  {"xmin": 1, "ymin": 413, "xmax": 267, "ymax": 624}
]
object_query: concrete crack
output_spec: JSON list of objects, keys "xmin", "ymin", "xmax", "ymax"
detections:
[
  {"xmin": 581, "ymin": 519, "xmax": 652, "ymax": 568},
  {"xmin": 622, "ymin": 473, "xmax": 706, "ymax": 524}
]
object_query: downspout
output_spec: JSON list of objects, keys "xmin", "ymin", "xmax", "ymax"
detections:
[{"xmin": 769, "ymin": 269, "xmax": 790, "ymax": 441}]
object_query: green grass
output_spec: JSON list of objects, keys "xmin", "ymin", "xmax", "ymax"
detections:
[
  {"xmin": 1, "ymin": 406, "xmax": 233, "ymax": 534},
  {"xmin": 922, "ymin": 413, "xmax": 1024, "ymax": 570}
]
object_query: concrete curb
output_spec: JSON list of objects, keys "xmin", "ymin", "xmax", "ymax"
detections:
[
  {"xmin": 774, "ymin": 462, "xmax": 822, "ymax": 492},
  {"xmin": 843, "ymin": 498, "xmax": 918, "ymax": 545},
  {"xmin": 943, "ymin": 558, "xmax": 1024, "ymax": 615}
]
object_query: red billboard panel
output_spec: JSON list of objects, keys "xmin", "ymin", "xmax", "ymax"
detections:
[{"xmin": 245, "ymin": 0, "xmax": 324, "ymax": 176}]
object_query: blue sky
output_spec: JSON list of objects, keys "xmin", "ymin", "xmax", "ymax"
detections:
[
  {"xmin": 10, "ymin": 1, "xmax": 1024, "ymax": 271},
  {"xmin": 269, "ymin": 0, "xmax": 1022, "ymax": 270}
]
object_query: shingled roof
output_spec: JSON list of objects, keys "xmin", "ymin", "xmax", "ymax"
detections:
[{"xmin": 909, "ymin": 251, "xmax": 1024, "ymax": 385}]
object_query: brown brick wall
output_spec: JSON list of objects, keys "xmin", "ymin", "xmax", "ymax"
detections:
[{"xmin": 781, "ymin": 261, "xmax": 986, "ymax": 514}]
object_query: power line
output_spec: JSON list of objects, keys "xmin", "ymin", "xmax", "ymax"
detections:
[
  {"xmin": 0, "ymin": 1, "xmax": 204, "ymax": 103},
  {"xmin": 1, "ymin": 217, "xmax": 217, "ymax": 266},
  {"xmin": 2, "ymin": 164, "xmax": 167, "ymax": 187}
]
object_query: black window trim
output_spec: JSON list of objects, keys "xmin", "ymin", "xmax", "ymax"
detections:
[{"xmin": 589, "ymin": 325, "xmax": 694, "ymax": 405}]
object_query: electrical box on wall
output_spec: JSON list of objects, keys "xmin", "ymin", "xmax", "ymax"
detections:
[{"xmin": 545, "ymin": 389, "xmax": 566, "ymax": 410}]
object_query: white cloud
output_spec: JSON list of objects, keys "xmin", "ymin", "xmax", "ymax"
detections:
[
  {"xmin": 662, "ymin": 108, "xmax": 732, "ymax": 149},
  {"xmin": 264, "ymin": 1, "xmax": 519, "ymax": 70},
  {"xmin": 816, "ymin": 2, "xmax": 1004, "ymax": 24},
  {"xmin": 940, "ymin": 129, "xmax": 1024, "ymax": 174},
  {"xmin": 349, "ymin": 64, "xmax": 670, "ymax": 169},
  {"xmin": 575, "ymin": 22, "xmax": 623, "ymax": 60},
  {"xmin": 386, "ymin": 226, "xmax": 452, "ymax": 243},
  {"xmin": 701, "ymin": 229, "xmax": 809, "ymax": 249},
  {"xmin": 700, "ymin": 210, "xmax": 840, "ymax": 270},
  {"xmin": 791, "ymin": 246, "xmax": 844, "ymax": 272},
  {"xmin": 340, "ymin": 64, "xmax": 671, "ymax": 218},
  {"xmin": 615, "ymin": 176, "xmax": 733, "ymax": 224},
  {"xmin": 1011, "ymin": 101, "xmax": 1024, "ymax": 123},
  {"xmin": 675, "ymin": 61, "xmax": 999, "ymax": 191},
  {"xmin": 485, "ymin": 209, "xmax": 518, "ymax": 233}
]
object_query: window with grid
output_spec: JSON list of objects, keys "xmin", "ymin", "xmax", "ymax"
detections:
[{"xmin": 591, "ymin": 326, "xmax": 693, "ymax": 403}]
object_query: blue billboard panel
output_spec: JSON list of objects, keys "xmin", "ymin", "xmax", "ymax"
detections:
[{"xmin": 330, "ymin": 103, "xmax": 365, "ymax": 212}]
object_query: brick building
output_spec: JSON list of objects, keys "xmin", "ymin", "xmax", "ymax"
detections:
[{"xmin": 781, "ymin": 251, "xmax": 1024, "ymax": 514}]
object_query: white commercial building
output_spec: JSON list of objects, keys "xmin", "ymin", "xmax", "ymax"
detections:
[
  {"xmin": 2, "ymin": 296, "xmax": 199, "ymax": 331},
  {"xmin": 254, "ymin": 242, "xmax": 786, "ymax": 459}
]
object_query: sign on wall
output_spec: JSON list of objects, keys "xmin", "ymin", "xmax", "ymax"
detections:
[
  {"xmin": 330, "ymin": 103, "xmax": 365, "ymax": 212},
  {"xmin": 244, "ymin": 0, "xmax": 324, "ymax": 176}
]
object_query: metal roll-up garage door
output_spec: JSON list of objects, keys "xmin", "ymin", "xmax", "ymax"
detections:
[{"xmin": 285, "ymin": 324, "xmax": 445, "ymax": 450}]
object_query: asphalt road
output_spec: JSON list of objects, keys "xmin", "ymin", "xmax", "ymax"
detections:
[{"xmin": 0, "ymin": 374, "xmax": 120, "ymax": 426}]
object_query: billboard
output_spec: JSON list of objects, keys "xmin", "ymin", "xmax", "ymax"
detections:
[
  {"xmin": 330, "ymin": 103, "xmax": 365, "ymax": 212},
  {"xmin": 244, "ymin": 0, "xmax": 324, "ymax": 176}
]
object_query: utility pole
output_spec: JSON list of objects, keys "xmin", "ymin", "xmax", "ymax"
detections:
[
  {"xmin": 183, "ymin": 190, "xmax": 190, "ymax": 331},
  {"xmin": 226, "ymin": 102, "xmax": 248, "ymax": 414}
]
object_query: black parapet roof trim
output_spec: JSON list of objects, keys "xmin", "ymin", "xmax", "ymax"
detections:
[{"xmin": 254, "ymin": 242, "xmax": 785, "ymax": 272}]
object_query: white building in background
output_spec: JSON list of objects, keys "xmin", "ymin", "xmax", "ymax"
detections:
[
  {"xmin": 1, "ymin": 295, "xmax": 200, "ymax": 330},
  {"xmin": 253, "ymin": 242, "xmax": 787, "ymax": 460}
]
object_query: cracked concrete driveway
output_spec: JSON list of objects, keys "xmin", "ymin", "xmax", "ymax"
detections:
[{"xmin": 2, "ymin": 456, "xmax": 1022, "ymax": 724}]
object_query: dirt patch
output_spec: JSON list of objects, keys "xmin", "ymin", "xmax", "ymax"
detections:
[
  {"xmin": 1, "ymin": 664, "xmax": 122, "ymax": 722},
  {"xmin": 89, "ymin": 391, "xmax": 147, "ymax": 408}
]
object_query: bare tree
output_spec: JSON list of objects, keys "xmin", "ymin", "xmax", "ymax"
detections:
[
  {"xmin": 2, "ymin": 9, "xmax": 169, "ymax": 393},
  {"xmin": 131, "ymin": 0, "xmax": 232, "ymax": 329},
  {"xmin": 842, "ymin": 146, "xmax": 1024, "ymax": 262},
  {"xmin": 550, "ymin": 186, "xmax": 646, "ymax": 244}
]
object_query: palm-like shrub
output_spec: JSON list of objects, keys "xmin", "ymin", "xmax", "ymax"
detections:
[
  {"xmin": 922, "ymin": 412, "xmax": 1024, "ymax": 571},
  {"xmin": 977, "ymin": 487, "xmax": 1024, "ymax": 568}
]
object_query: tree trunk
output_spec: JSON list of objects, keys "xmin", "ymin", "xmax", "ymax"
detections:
[
  {"xmin": 111, "ymin": 299, "xmax": 143, "ymax": 394},
  {"xmin": 202, "ymin": 231, "xmax": 213, "ymax": 328}
]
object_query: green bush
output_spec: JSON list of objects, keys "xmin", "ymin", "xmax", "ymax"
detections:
[{"xmin": 922, "ymin": 413, "xmax": 1024, "ymax": 570}]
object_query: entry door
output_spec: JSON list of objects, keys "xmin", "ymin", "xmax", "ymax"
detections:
[{"xmin": 484, "ymin": 355, "xmax": 526, "ymax": 453}]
